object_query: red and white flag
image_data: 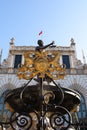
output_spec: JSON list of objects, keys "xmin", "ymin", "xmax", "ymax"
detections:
[{"xmin": 39, "ymin": 31, "xmax": 43, "ymax": 35}]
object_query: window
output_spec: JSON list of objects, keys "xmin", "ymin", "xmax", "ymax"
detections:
[
  {"xmin": 0, "ymin": 90, "xmax": 12, "ymax": 122},
  {"xmin": 14, "ymin": 55, "xmax": 22, "ymax": 68},
  {"xmin": 77, "ymin": 95, "xmax": 87, "ymax": 119},
  {"xmin": 62, "ymin": 55, "xmax": 70, "ymax": 69},
  {"xmin": 0, "ymin": 90, "xmax": 12, "ymax": 129}
]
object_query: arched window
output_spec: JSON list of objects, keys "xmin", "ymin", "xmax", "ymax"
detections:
[
  {"xmin": 0, "ymin": 90, "xmax": 12, "ymax": 122},
  {"xmin": 77, "ymin": 94, "xmax": 87, "ymax": 119}
]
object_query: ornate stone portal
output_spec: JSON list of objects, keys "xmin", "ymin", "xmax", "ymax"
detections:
[{"xmin": 0, "ymin": 44, "xmax": 81, "ymax": 130}]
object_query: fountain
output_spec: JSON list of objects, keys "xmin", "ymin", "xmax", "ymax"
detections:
[{"xmin": 1, "ymin": 41, "xmax": 81, "ymax": 130}]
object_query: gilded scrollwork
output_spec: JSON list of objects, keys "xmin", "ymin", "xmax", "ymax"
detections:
[{"xmin": 17, "ymin": 50, "xmax": 66, "ymax": 80}]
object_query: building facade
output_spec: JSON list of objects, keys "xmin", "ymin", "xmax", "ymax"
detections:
[{"xmin": 0, "ymin": 38, "xmax": 87, "ymax": 130}]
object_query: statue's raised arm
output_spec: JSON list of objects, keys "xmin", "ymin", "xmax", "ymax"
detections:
[
  {"xmin": 36, "ymin": 40, "xmax": 54, "ymax": 52},
  {"xmin": 43, "ymin": 41, "xmax": 54, "ymax": 49}
]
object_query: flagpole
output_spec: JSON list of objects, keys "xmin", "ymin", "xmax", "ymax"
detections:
[
  {"xmin": 82, "ymin": 49, "xmax": 86, "ymax": 64},
  {"xmin": 0, "ymin": 49, "xmax": 2, "ymax": 66}
]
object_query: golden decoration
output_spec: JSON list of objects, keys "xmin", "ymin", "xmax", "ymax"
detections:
[{"xmin": 17, "ymin": 50, "xmax": 66, "ymax": 80}]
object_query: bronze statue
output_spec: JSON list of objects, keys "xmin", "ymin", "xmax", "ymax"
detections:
[{"xmin": 36, "ymin": 40, "xmax": 54, "ymax": 52}]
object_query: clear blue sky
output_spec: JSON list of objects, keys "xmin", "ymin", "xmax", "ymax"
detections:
[{"xmin": 0, "ymin": 0, "xmax": 87, "ymax": 63}]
